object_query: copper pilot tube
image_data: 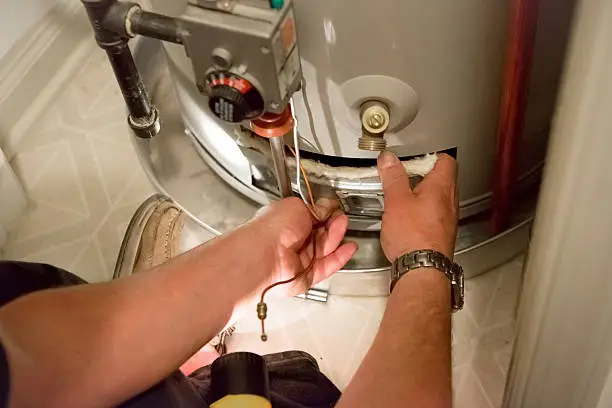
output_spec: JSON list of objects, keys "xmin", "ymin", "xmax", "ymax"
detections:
[{"xmin": 491, "ymin": 0, "xmax": 539, "ymax": 233}]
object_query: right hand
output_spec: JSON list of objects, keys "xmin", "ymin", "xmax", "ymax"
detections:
[
  {"xmin": 378, "ymin": 152, "xmax": 459, "ymax": 262},
  {"xmin": 249, "ymin": 197, "xmax": 357, "ymax": 297}
]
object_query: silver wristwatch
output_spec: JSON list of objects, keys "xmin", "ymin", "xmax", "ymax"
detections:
[{"xmin": 391, "ymin": 250, "xmax": 465, "ymax": 312}]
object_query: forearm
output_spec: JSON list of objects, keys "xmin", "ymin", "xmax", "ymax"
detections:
[
  {"xmin": 338, "ymin": 269, "xmax": 452, "ymax": 408},
  {"xmin": 0, "ymin": 222, "xmax": 276, "ymax": 407}
]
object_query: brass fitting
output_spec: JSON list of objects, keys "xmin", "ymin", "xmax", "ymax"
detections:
[
  {"xmin": 359, "ymin": 101, "xmax": 390, "ymax": 151},
  {"xmin": 257, "ymin": 302, "xmax": 269, "ymax": 341}
]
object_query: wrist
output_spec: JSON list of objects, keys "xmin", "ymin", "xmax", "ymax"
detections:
[
  {"xmin": 210, "ymin": 223, "xmax": 278, "ymax": 325},
  {"xmin": 395, "ymin": 267, "xmax": 450, "ymax": 290},
  {"xmin": 232, "ymin": 221, "xmax": 279, "ymax": 286},
  {"xmin": 392, "ymin": 267, "xmax": 451, "ymax": 309},
  {"xmin": 389, "ymin": 245, "xmax": 454, "ymax": 263},
  {"xmin": 390, "ymin": 249, "xmax": 463, "ymax": 312}
]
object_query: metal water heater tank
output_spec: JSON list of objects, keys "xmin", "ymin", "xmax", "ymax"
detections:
[{"xmin": 133, "ymin": 0, "xmax": 575, "ymax": 278}]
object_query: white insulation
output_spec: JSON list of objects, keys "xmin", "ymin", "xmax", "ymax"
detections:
[{"xmin": 288, "ymin": 153, "xmax": 438, "ymax": 181}]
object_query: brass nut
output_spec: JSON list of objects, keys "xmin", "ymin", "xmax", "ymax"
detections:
[{"xmin": 358, "ymin": 135, "xmax": 387, "ymax": 151}]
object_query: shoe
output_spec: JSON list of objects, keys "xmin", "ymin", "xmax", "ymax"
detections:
[{"xmin": 114, "ymin": 194, "xmax": 185, "ymax": 279}]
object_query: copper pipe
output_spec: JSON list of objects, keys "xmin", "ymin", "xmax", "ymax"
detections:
[{"xmin": 491, "ymin": 0, "xmax": 539, "ymax": 233}]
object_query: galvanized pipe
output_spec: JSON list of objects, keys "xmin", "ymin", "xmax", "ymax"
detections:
[
  {"xmin": 129, "ymin": 9, "xmax": 185, "ymax": 44},
  {"xmin": 81, "ymin": 0, "xmax": 160, "ymax": 138}
]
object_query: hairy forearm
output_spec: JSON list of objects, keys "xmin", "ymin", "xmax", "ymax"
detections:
[
  {"xmin": 0, "ymin": 222, "xmax": 276, "ymax": 408},
  {"xmin": 338, "ymin": 269, "xmax": 452, "ymax": 408}
]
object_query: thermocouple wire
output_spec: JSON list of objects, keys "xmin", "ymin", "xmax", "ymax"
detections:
[
  {"xmin": 257, "ymin": 118, "xmax": 321, "ymax": 341},
  {"xmin": 290, "ymin": 101, "xmax": 318, "ymax": 218},
  {"xmin": 289, "ymin": 146, "xmax": 315, "ymax": 212}
]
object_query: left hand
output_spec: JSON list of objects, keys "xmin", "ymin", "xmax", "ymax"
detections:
[{"xmin": 251, "ymin": 197, "xmax": 358, "ymax": 297}]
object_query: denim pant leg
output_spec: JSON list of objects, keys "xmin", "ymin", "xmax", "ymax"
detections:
[{"xmin": 0, "ymin": 261, "xmax": 86, "ymax": 307}]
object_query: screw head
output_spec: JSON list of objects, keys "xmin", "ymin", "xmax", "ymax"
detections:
[
  {"xmin": 367, "ymin": 113, "xmax": 385, "ymax": 129},
  {"xmin": 361, "ymin": 102, "xmax": 390, "ymax": 134}
]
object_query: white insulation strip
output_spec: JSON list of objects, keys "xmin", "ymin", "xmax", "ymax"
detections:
[
  {"xmin": 287, "ymin": 153, "xmax": 438, "ymax": 181},
  {"xmin": 236, "ymin": 129, "xmax": 439, "ymax": 181}
]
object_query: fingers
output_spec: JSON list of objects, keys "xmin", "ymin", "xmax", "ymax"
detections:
[
  {"xmin": 311, "ymin": 242, "xmax": 359, "ymax": 284},
  {"xmin": 313, "ymin": 197, "xmax": 340, "ymax": 223},
  {"xmin": 378, "ymin": 151, "xmax": 413, "ymax": 209},
  {"xmin": 304, "ymin": 211, "xmax": 353, "ymax": 284},
  {"xmin": 318, "ymin": 212, "xmax": 349, "ymax": 257},
  {"xmin": 415, "ymin": 153, "xmax": 457, "ymax": 196}
]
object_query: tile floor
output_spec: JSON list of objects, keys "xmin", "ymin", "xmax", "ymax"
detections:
[
  {"xmin": 2, "ymin": 49, "xmax": 155, "ymax": 282},
  {"xmin": 1, "ymin": 46, "xmax": 523, "ymax": 407}
]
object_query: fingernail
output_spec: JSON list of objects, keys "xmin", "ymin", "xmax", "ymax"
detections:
[{"xmin": 378, "ymin": 151, "xmax": 399, "ymax": 169}]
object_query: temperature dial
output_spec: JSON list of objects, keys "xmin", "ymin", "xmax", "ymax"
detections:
[{"xmin": 205, "ymin": 73, "xmax": 264, "ymax": 123}]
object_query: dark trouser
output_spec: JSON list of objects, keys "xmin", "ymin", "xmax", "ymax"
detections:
[{"xmin": 0, "ymin": 261, "xmax": 341, "ymax": 408}]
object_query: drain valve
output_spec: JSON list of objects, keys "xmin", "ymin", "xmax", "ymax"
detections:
[{"xmin": 359, "ymin": 101, "xmax": 390, "ymax": 151}]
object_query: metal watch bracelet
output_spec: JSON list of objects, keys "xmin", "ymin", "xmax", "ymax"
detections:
[{"xmin": 390, "ymin": 249, "xmax": 465, "ymax": 312}]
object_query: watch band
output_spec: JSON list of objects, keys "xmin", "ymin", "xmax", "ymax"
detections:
[{"xmin": 390, "ymin": 250, "xmax": 465, "ymax": 311}]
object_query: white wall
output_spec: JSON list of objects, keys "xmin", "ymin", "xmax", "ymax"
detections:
[
  {"xmin": 597, "ymin": 369, "xmax": 612, "ymax": 408},
  {"xmin": 504, "ymin": 0, "xmax": 612, "ymax": 406},
  {"xmin": 0, "ymin": 0, "xmax": 58, "ymax": 61}
]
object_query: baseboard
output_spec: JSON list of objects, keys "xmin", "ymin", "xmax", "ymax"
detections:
[{"xmin": 0, "ymin": 0, "xmax": 93, "ymax": 153}]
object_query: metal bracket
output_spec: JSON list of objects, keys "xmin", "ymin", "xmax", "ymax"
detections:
[{"xmin": 336, "ymin": 190, "xmax": 384, "ymax": 217}]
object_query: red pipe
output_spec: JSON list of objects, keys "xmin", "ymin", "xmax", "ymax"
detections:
[{"xmin": 491, "ymin": 0, "xmax": 539, "ymax": 233}]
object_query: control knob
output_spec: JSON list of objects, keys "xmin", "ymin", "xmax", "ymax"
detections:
[{"xmin": 205, "ymin": 72, "xmax": 264, "ymax": 123}]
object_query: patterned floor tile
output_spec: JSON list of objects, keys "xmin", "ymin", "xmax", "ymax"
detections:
[
  {"xmin": 3, "ymin": 47, "xmax": 154, "ymax": 282},
  {"xmin": 472, "ymin": 321, "xmax": 516, "ymax": 407},
  {"xmin": 455, "ymin": 368, "xmax": 494, "ymax": 408}
]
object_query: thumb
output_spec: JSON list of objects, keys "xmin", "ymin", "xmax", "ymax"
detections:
[{"xmin": 378, "ymin": 151, "xmax": 413, "ymax": 206}]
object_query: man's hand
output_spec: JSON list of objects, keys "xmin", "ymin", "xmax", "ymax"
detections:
[
  {"xmin": 337, "ymin": 152, "xmax": 457, "ymax": 408},
  {"xmin": 378, "ymin": 152, "xmax": 459, "ymax": 261},
  {"xmin": 251, "ymin": 197, "xmax": 358, "ymax": 296}
]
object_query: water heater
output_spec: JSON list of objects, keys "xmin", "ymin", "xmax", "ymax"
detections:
[{"xmin": 126, "ymin": 0, "xmax": 575, "ymax": 276}]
